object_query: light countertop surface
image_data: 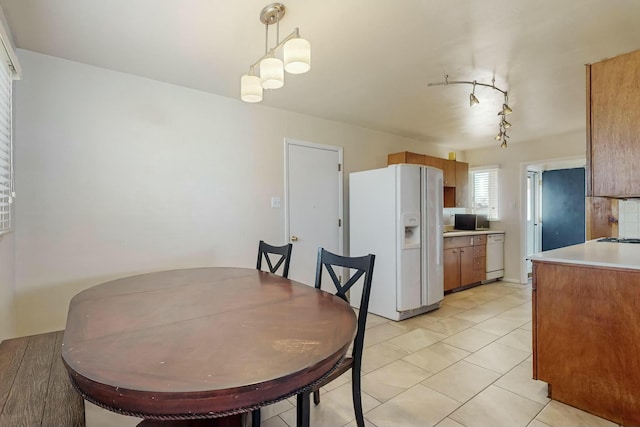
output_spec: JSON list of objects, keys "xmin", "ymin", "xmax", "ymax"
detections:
[
  {"xmin": 443, "ymin": 230, "xmax": 505, "ymax": 237},
  {"xmin": 528, "ymin": 239, "xmax": 640, "ymax": 270}
]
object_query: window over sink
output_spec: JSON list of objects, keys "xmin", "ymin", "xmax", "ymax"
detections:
[{"xmin": 470, "ymin": 167, "xmax": 500, "ymax": 221}]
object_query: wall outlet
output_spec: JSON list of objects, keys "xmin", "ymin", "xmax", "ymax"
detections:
[{"xmin": 271, "ymin": 197, "xmax": 281, "ymax": 208}]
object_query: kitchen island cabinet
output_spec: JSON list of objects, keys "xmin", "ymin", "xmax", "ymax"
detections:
[{"xmin": 530, "ymin": 241, "xmax": 640, "ymax": 426}]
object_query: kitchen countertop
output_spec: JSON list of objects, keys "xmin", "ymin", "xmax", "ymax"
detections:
[
  {"xmin": 443, "ymin": 230, "xmax": 505, "ymax": 237},
  {"xmin": 528, "ymin": 239, "xmax": 640, "ymax": 270}
]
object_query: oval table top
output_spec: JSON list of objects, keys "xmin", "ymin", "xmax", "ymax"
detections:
[{"xmin": 62, "ymin": 267, "xmax": 356, "ymax": 420}]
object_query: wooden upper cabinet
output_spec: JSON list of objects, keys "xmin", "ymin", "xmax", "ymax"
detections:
[
  {"xmin": 442, "ymin": 160, "xmax": 456, "ymax": 187},
  {"xmin": 455, "ymin": 161, "xmax": 469, "ymax": 207},
  {"xmin": 423, "ymin": 155, "xmax": 443, "ymax": 170},
  {"xmin": 587, "ymin": 49, "xmax": 640, "ymax": 198},
  {"xmin": 387, "ymin": 151, "xmax": 469, "ymax": 208},
  {"xmin": 387, "ymin": 151, "xmax": 425, "ymax": 165}
]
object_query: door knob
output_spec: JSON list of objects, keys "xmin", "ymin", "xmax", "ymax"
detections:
[{"xmin": 290, "ymin": 235, "xmax": 298, "ymax": 242}]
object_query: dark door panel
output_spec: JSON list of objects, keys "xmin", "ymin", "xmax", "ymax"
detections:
[{"xmin": 542, "ymin": 168, "xmax": 586, "ymax": 251}]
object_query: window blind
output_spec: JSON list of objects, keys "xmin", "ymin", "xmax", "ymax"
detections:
[
  {"xmin": 0, "ymin": 56, "xmax": 12, "ymax": 233},
  {"xmin": 471, "ymin": 168, "xmax": 499, "ymax": 220}
]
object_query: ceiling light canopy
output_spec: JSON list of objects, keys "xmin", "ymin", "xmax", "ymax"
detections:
[
  {"xmin": 240, "ymin": 3, "xmax": 311, "ymax": 103},
  {"xmin": 428, "ymin": 75, "xmax": 513, "ymax": 148}
]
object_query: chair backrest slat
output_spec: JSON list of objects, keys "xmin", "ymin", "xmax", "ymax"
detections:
[
  {"xmin": 256, "ymin": 241, "xmax": 293, "ymax": 278},
  {"xmin": 314, "ymin": 247, "xmax": 375, "ymax": 363}
]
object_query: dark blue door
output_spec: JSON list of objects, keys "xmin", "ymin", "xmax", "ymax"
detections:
[{"xmin": 542, "ymin": 168, "xmax": 585, "ymax": 251}]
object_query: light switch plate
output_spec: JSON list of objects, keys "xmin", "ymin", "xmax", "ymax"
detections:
[{"xmin": 271, "ymin": 197, "xmax": 281, "ymax": 208}]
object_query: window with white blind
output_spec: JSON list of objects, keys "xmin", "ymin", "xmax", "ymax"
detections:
[
  {"xmin": 0, "ymin": 51, "xmax": 14, "ymax": 234},
  {"xmin": 470, "ymin": 167, "xmax": 500, "ymax": 220}
]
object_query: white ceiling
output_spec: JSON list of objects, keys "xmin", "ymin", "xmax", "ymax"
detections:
[{"xmin": 1, "ymin": 0, "xmax": 639, "ymax": 151}]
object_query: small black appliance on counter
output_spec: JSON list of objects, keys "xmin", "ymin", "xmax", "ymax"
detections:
[{"xmin": 454, "ymin": 213, "xmax": 490, "ymax": 231}]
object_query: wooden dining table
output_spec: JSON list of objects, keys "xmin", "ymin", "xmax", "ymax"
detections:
[{"xmin": 62, "ymin": 267, "xmax": 357, "ymax": 427}]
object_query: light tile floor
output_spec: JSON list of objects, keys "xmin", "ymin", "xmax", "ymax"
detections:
[{"xmin": 259, "ymin": 281, "xmax": 621, "ymax": 427}]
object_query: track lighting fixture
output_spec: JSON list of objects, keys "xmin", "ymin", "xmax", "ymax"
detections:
[
  {"xmin": 428, "ymin": 75, "xmax": 513, "ymax": 148},
  {"xmin": 240, "ymin": 3, "xmax": 311, "ymax": 103}
]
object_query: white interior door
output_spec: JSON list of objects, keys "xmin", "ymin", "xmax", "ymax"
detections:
[{"xmin": 285, "ymin": 139, "xmax": 343, "ymax": 286}]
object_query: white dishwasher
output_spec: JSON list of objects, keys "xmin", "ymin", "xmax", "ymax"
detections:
[{"xmin": 485, "ymin": 233, "xmax": 505, "ymax": 281}]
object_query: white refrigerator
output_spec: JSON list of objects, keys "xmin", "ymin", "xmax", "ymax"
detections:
[{"xmin": 349, "ymin": 164, "xmax": 444, "ymax": 321}]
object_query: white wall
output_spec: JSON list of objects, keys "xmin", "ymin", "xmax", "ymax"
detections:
[
  {"xmin": 12, "ymin": 50, "xmax": 449, "ymax": 337},
  {"xmin": 465, "ymin": 131, "xmax": 586, "ymax": 282},
  {"xmin": 0, "ymin": 232, "xmax": 15, "ymax": 341}
]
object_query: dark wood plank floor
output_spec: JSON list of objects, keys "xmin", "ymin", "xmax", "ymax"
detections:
[{"xmin": 0, "ymin": 330, "xmax": 85, "ymax": 427}]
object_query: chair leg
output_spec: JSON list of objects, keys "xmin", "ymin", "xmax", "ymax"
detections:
[
  {"xmin": 313, "ymin": 389, "xmax": 320, "ymax": 405},
  {"xmin": 296, "ymin": 391, "xmax": 310, "ymax": 427},
  {"xmin": 251, "ymin": 408, "xmax": 261, "ymax": 427},
  {"xmin": 352, "ymin": 372, "xmax": 365, "ymax": 427}
]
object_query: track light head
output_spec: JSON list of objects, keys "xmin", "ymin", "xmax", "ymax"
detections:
[{"xmin": 469, "ymin": 81, "xmax": 479, "ymax": 106}]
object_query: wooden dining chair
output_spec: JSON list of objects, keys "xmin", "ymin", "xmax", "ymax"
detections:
[
  {"xmin": 253, "ymin": 240, "xmax": 294, "ymax": 427},
  {"xmin": 256, "ymin": 240, "xmax": 293, "ymax": 278},
  {"xmin": 298, "ymin": 247, "xmax": 375, "ymax": 427}
]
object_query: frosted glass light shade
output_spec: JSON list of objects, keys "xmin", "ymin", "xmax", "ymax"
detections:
[
  {"xmin": 240, "ymin": 74, "xmax": 263, "ymax": 103},
  {"xmin": 260, "ymin": 57, "xmax": 284, "ymax": 89},
  {"xmin": 284, "ymin": 38, "xmax": 311, "ymax": 74}
]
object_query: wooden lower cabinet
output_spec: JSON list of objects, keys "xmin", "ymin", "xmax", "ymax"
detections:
[
  {"xmin": 444, "ymin": 235, "xmax": 486, "ymax": 292},
  {"xmin": 443, "ymin": 248, "xmax": 460, "ymax": 291},
  {"xmin": 532, "ymin": 261, "xmax": 640, "ymax": 426}
]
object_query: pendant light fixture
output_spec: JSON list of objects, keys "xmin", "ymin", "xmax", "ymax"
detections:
[
  {"xmin": 284, "ymin": 35, "xmax": 311, "ymax": 74},
  {"xmin": 240, "ymin": 67, "xmax": 263, "ymax": 103},
  {"xmin": 240, "ymin": 3, "xmax": 311, "ymax": 103},
  {"xmin": 260, "ymin": 55, "xmax": 284, "ymax": 89},
  {"xmin": 428, "ymin": 75, "xmax": 513, "ymax": 148}
]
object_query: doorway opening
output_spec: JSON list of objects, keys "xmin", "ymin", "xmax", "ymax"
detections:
[{"xmin": 520, "ymin": 156, "xmax": 585, "ymax": 283}]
